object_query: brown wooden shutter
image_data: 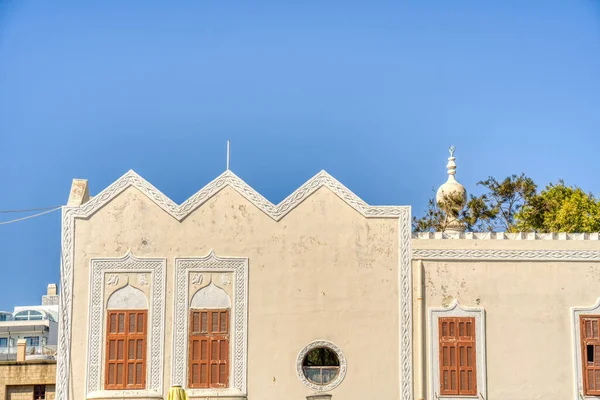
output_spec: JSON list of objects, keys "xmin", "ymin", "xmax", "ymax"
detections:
[
  {"xmin": 439, "ymin": 317, "xmax": 477, "ymax": 396},
  {"xmin": 105, "ymin": 310, "xmax": 147, "ymax": 390},
  {"xmin": 189, "ymin": 309, "xmax": 229, "ymax": 388},
  {"xmin": 581, "ymin": 316, "xmax": 600, "ymax": 395}
]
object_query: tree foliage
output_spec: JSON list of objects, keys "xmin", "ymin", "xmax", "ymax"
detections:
[
  {"xmin": 515, "ymin": 181, "xmax": 600, "ymax": 232},
  {"xmin": 413, "ymin": 175, "xmax": 600, "ymax": 233}
]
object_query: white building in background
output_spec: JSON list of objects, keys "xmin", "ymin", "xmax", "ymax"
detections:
[{"xmin": 0, "ymin": 284, "xmax": 59, "ymax": 361}]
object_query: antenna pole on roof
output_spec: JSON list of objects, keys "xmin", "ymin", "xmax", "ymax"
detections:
[{"xmin": 226, "ymin": 140, "xmax": 230, "ymax": 171}]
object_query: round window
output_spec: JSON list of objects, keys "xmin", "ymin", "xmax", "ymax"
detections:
[{"xmin": 296, "ymin": 341, "xmax": 346, "ymax": 392}]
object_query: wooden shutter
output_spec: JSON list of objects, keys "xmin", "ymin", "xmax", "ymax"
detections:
[
  {"xmin": 581, "ymin": 316, "xmax": 600, "ymax": 395},
  {"xmin": 189, "ymin": 309, "xmax": 229, "ymax": 388},
  {"xmin": 105, "ymin": 310, "xmax": 147, "ymax": 390},
  {"xmin": 439, "ymin": 317, "xmax": 477, "ymax": 396}
]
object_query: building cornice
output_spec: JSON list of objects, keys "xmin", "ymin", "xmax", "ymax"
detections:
[
  {"xmin": 66, "ymin": 169, "xmax": 408, "ymax": 221},
  {"xmin": 413, "ymin": 232, "xmax": 600, "ymax": 240}
]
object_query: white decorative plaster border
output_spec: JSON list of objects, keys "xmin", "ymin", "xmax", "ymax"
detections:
[
  {"xmin": 58, "ymin": 169, "xmax": 411, "ymax": 400},
  {"xmin": 296, "ymin": 340, "xmax": 347, "ymax": 392},
  {"xmin": 71, "ymin": 169, "xmax": 405, "ymax": 222},
  {"xmin": 428, "ymin": 300, "xmax": 487, "ymax": 400},
  {"xmin": 413, "ymin": 249, "xmax": 600, "ymax": 261},
  {"xmin": 414, "ymin": 232, "xmax": 600, "ymax": 240},
  {"xmin": 399, "ymin": 209, "xmax": 413, "ymax": 400},
  {"xmin": 571, "ymin": 299, "xmax": 600, "ymax": 400},
  {"xmin": 86, "ymin": 252, "xmax": 166, "ymax": 397},
  {"xmin": 172, "ymin": 252, "xmax": 248, "ymax": 397}
]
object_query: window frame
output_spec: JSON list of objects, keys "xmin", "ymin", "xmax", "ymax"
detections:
[
  {"xmin": 14, "ymin": 310, "xmax": 44, "ymax": 321},
  {"xmin": 188, "ymin": 308, "xmax": 230, "ymax": 389},
  {"xmin": 581, "ymin": 315, "xmax": 600, "ymax": 396},
  {"xmin": 429, "ymin": 300, "xmax": 486, "ymax": 400},
  {"xmin": 572, "ymin": 300, "xmax": 600, "ymax": 400},
  {"xmin": 33, "ymin": 385, "xmax": 46, "ymax": 400},
  {"xmin": 173, "ymin": 255, "xmax": 248, "ymax": 398},
  {"xmin": 104, "ymin": 309, "xmax": 147, "ymax": 390},
  {"xmin": 438, "ymin": 317, "xmax": 477, "ymax": 396},
  {"xmin": 24, "ymin": 336, "xmax": 40, "ymax": 347},
  {"xmin": 296, "ymin": 340, "xmax": 347, "ymax": 392}
]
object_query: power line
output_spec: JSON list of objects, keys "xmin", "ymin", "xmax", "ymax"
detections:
[
  {"xmin": 0, "ymin": 206, "xmax": 62, "ymax": 225},
  {"xmin": 0, "ymin": 206, "xmax": 63, "ymax": 213}
]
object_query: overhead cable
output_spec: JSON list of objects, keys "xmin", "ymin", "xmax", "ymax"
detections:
[
  {"xmin": 0, "ymin": 206, "xmax": 62, "ymax": 225},
  {"xmin": 0, "ymin": 206, "xmax": 63, "ymax": 213}
]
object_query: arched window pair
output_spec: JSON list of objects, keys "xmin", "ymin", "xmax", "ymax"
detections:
[{"xmin": 103, "ymin": 283, "xmax": 232, "ymax": 391}]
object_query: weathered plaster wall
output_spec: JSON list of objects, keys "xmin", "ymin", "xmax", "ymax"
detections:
[
  {"xmin": 413, "ymin": 239, "xmax": 600, "ymax": 400},
  {"xmin": 70, "ymin": 185, "xmax": 399, "ymax": 400},
  {"xmin": 0, "ymin": 360, "xmax": 55, "ymax": 400}
]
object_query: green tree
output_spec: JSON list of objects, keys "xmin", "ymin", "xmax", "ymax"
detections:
[
  {"xmin": 413, "ymin": 174, "xmax": 536, "ymax": 232},
  {"xmin": 515, "ymin": 181, "xmax": 600, "ymax": 232},
  {"xmin": 412, "ymin": 194, "xmax": 447, "ymax": 233},
  {"xmin": 471, "ymin": 174, "xmax": 537, "ymax": 231}
]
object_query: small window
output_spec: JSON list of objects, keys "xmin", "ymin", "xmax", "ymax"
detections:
[
  {"xmin": 581, "ymin": 316, "xmax": 600, "ymax": 396},
  {"xmin": 438, "ymin": 317, "xmax": 477, "ymax": 396},
  {"xmin": 0, "ymin": 338, "xmax": 7, "ymax": 347},
  {"xmin": 302, "ymin": 347, "xmax": 340, "ymax": 385},
  {"xmin": 34, "ymin": 385, "xmax": 46, "ymax": 400},
  {"xmin": 24, "ymin": 337, "xmax": 40, "ymax": 347},
  {"xmin": 296, "ymin": 341, "xmax": 347, "ymax": 391}
]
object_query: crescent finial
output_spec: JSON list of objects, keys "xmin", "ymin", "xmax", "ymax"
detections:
[{"xmin": 449, "ymin": 145, "xmax": 456, "ymax": 158}]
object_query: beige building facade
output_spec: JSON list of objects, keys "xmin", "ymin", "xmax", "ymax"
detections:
[
  {"xmin": 0, "ymin": 359, "xmax": 55, "ymax": 400},
  {"xmin": 57, "ymin": 165, "xmax": 600, "ymax": 400}
]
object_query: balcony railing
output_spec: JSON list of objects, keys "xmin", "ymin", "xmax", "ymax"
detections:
[{"xmin": 0, "ymin": 345, "xmax": 56, "ymax": 360}]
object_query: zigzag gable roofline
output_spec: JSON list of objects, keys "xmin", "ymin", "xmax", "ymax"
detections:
[{"xmin": 66, "ymin": 169, "xmax": 408, "ymax": 221}]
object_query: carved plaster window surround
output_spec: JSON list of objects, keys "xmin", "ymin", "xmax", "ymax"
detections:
[
  {"xmin": 429, "ymin": 300, "xmax": 487, "ymax": 400},
  {"xmin": 86, "ymin": 251, "xmax": 166, "ymax": 399},
  {"xmin": 296, "ymin": 340, "xmax": 347, "ymax": 392},
  {"xmin": 572, "ymin": 299, "xmax": 600, "ymax": 400},
  {"xmin": 173, "ymin": 251, "xmax": 248, "ymax": 398}
]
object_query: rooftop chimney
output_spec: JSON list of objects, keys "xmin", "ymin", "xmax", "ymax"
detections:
[
  {"xmin": 67, "ymin": 179, "xmax": 90, "ymax": 207},
  {"xmin": 42, "ymin": 283, "xmax": 59, "ymax": 306}
]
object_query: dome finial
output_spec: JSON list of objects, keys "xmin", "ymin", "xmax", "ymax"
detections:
[{"xmin": 436, "ymin": 146, "xmax": 467, "ymax": 233}]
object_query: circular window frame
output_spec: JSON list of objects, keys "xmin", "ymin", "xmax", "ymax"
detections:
[{"xmin": 296, "ymin": 340, "xmax": 347, "ymax": 392}]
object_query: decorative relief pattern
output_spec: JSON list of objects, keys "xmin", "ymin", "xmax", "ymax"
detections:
[
  {"xmin": 191, "ymin": 273, "xmax": 203, "ymax": 285},
  {"xmin": 220, "ymin": 274, "xmax": 231, "ymax": 286},
  {"xmin": 398, "ymin": 208, "xmax": 413, "ymax": 400},
  {"xmin": 296, "ymin": 340, "xmax": 347, "ymax": 392},
  {"xmin": 173, "ymin": 251, "xmax": 248, "ymax": 396},
  {"xmin": 107, "ymin": 274, "xmax": 120, "ymax": 286},
  {"xmin": 73, "ymin": 169, "xmax": 407, "ymax": 223},
  {"xmin": 413, "ymin": 249, "xmax": 600, "ymax": 261},
  {"xmin": 414, "ymin": 231, "xmax": 600, "ymax": 240},
  {"xmin": 58, "ymin": 168, "xmax": 409, "ymax": 400},
  {"xmin": 86, "ymin": 251, "xmax": 166, "ymax": 396},
  {"xmin": 138, "ymin": 274, "xmax": 149, "ymax": 287}
]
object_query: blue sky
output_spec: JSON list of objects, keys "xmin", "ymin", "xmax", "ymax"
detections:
[{"xmin": 0, "ymin": 1, "xmax": 599, "ymax": 309}]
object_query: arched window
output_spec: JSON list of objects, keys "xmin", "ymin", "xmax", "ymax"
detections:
[
  {"xmin": 105, "ymin": 285, "xmax": 148, "ymax": 390},
  {"xmin": 14, "ymin": 310, "xmax": 44, "ymax": 321},
  {"xmin": 188, "ymin": 283, "xmax": 231, "ymax": 389}
]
